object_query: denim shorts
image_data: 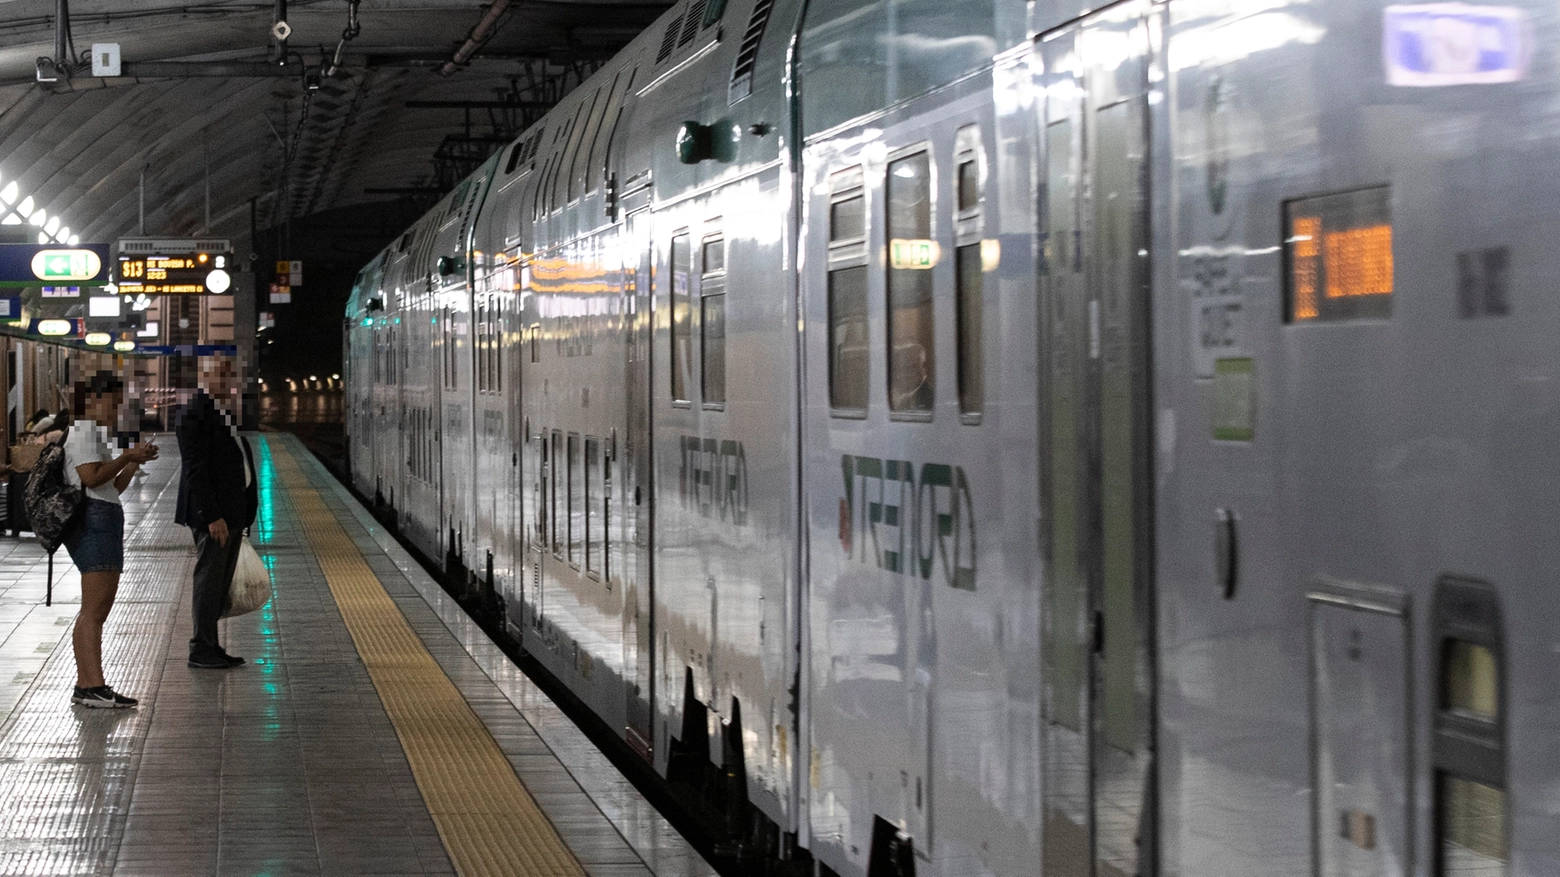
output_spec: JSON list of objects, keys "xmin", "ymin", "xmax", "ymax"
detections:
[{"xmin": 63, "ymin": 499, "xmax": 124, "ymax": 574}]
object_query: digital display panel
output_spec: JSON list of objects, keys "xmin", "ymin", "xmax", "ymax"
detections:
[
  {"xmin": 117, "ymin": 253, "xmax": 229, "ymax": 294},
  {"xmin": 1284, "ymin": 186, "xmax": 1393, "ymax": 322}
]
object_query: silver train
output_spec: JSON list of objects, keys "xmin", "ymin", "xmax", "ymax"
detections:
[{"xmin": 345, "ymin": 1, "xmax": 1554, "ymax": 874}]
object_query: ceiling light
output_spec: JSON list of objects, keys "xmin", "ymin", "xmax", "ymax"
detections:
[
  {"xmin": 29, "ymin": 210, "xmax": 46, "ymax": 226},
  {"xmin": 17, "ymin": 195, "xmax": 32, "ymax": 215},
  {"xmin": 58, "ymin": 226, "xmax": 68, "ymax": 241},
  {"xmin": 43, "ymin": 216, "xmax": 59, "ymax": 235},
  {"xmin": 36, "ymin": 231, "xmax": 47, "ymax": 244},
  {"xmin": 67, "ymin": 235, "xmax": 79, "ymax": 245},
  {"xmin": 204, "ymin": 268, "xmax": 232, "ymax": 294},
  {"xmin": 0, "ymin": 182, "xmax": 16, "ymax": 205}
]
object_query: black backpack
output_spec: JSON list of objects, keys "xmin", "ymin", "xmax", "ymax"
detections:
[{"xmin": 23, "ymin": 429, "xmax": 84, "ymax": 554}]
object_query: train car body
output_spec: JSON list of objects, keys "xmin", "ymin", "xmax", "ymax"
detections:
[{"xmin": 345, "ymin": 0, "xmax": 1556, "ymax": 875}]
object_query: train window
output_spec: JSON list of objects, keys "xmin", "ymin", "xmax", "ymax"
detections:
[
  {"xmin": 535, "ymin": 430, "xmax": 548, "ymax": 544},
  {"xmin": 555, "ymin": 99, "xmax": 590, "ymax": 208},
  {"xmin": 799, "ymin": 0, "xmax": 1024, "ymax": 136},
  {"xmin": 886, "ymin": 150, "xmax": 934, "ymax": 414},
  {"xmin": 569, "ymin": 87, "xmax": 605, "ymax": 202},
  {"xmin": 550, "ymin": 430, "xmax": 562, "ymax": 557},
  {"xmin": 590, "ymin": 69, "xmax": 635, "ymax": 194},
  {"xmin": 702, "ymin": 236, "xmax": 725, "ymax": 275},
  {"xmin": 1283, "ymin": 185, "xmax": 1393, "ymax": 323},
  {"xmin": 1432, "ymin": 577, "xmax": 1508, "ymax": 877},
  {"xmin": 954, "ymin": 126, "xmax": 984, "ymax": 418},
  {"xmin": 476, "ymin": 299, "xmax": 487, "ymax": 393},
  {"xmin": 1443, "ymin": 640, "xmax": 1498, "ymax": 721},
  {"xmin": 670, "ymin": 233, "xmax": 694, "ymax": 403},
  {"xmin": 529, "ymin": 323, "xmax": 541, "ymax": 363},
  {"xmin": 585, "ymin": 436, "xmax": 601, "ymax": 577},
  {"xmin": 828, "ymin": 167, "xmax": 868, "ymax": 413},
  {"xmin": 567, "ymin": 432, "xmax": 582, "ymax": 566},
  {"xmin": 494, "ymin": 299, "xmax": 502, "ymax": 393},
  {"xmin": 600, "ymin": 443, "xmax": 610, "ymax": 583},
  {"xmin": 955, "ymin": 244, "xmax": 983, "ymax": 414},
  {"xmin": 831, "ymin": 196, "xmax": 864, "ymax": 242},
  {"xmin": 702, "ymin": 235, "xmax": 726, "ymax": 407},
  {"xmin": 828, "ymin": 267, "xmax": 869, "ymax": 411},
  {"xmin": 504, "ymin": 140, "xmax": 525, "ymax": 175},
  {"xmin": 703, "ymin": 0, "xmax": 727, "ymax": 27},
  {"xmin": 958, "ymin": 158, "xmax": 979, "ymax": 212}
]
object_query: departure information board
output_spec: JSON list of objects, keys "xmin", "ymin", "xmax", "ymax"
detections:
[
  {"xmin": 117, "ymin": 253, "xmax": 232, "ymax": 294},
  {"xmin": 1284, "ymin": 186, "xmax": 1393, "ymax": 322}
]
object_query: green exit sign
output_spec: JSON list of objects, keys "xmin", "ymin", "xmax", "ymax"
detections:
[
  {"xmin": 0, "ymin": 244, "xmax": 110, "ymax": 287},
  {"xmin": 33, "ymin": 250, "xmax": 100, "ymax": 280},
  {"xmin": 889, "ymin": 238, "xmax": 938, "ymax": 270}
]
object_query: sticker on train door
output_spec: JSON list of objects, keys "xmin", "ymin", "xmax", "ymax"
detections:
[{"xmin": 1211, "ymin": 357, "xmax": 1255, "ymax": 442}]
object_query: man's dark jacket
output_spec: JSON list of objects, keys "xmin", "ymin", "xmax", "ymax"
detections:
[{"xmin": 174, "ymin": 391, "xmax": 258, "ymax": 531}]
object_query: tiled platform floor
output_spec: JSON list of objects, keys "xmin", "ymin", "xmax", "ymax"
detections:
[{"xmin": 0, "ymin": 433, "xmax": 718, "ymax": 877}]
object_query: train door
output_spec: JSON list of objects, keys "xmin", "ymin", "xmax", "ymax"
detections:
[
  {"xmin": 622, "ymin": 198, "xmax": 656, "ymax": 759},
  {"xmin": 1038, "ymin": 4, "xmax": 1156, "ymax": 876}
]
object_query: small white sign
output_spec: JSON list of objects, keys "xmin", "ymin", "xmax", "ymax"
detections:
[
  {"xmin": 271, "ymin": 292, "xmax": 291, "ymax": 304},
  {"xmin": 1384, "ymin": 4, "xmax": 1530, "ymax": 86},
  {"xmin": 88, "ymin": 296, "xmax": 121, "ymax": 317},
  {"xmin": 91, "ymin": 43, "xmax": 121, "ymax": 77},
  {"xmin": 288, "ymin": 260, "xmax": 303, "ymax": 286}
]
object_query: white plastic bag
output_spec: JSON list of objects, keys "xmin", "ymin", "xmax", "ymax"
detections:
[{"xmin": 223, "ymin": 537, "xmax": 272, "ymax": 618}]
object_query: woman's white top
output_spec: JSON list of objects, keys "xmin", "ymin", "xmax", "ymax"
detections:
[{"xmin": 62, "ymin": 420, "xmax": 121, "ymax": 505}]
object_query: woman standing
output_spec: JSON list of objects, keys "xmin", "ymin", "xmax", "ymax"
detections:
[{"xmin": 62, "ymin": 372, "xmax": 158, "ymax": 708}]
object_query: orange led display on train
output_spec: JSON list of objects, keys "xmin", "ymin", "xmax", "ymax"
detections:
[{"xmin": 1324, "ymin": 224, "xmax": 1393, "ymax": 299}]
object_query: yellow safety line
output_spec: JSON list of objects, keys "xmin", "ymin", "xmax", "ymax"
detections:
[{"xmin": 269, "ymin": 440, "xmax": 586, "ymax": 877}]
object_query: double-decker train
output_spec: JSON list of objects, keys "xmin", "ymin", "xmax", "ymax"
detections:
[{"xmin": 345, "ymin": 1, "xmax": 1554, "ymax": 874}]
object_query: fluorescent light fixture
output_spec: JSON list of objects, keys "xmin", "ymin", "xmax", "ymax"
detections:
[
  {"xmin": 36, "ymin": 232, "xmax": 47, "ymax": 244},
  {"xmin": 85, "ymin": 332, "xmax": 111, "ymax": 346},
  {"xmin": 0, "ymin": 182, "xmax": 16, "ymax": 205},
  {"xmin": 43, "ymin": 216, "xmax": 59, "ymax": 235},
  {"xmin": 29, "ymin": 210, "xmax": 45, "ymax": 226},
  {"xmin": 112, "ymin": 340, "xmax": 135, "ymax": 352},
  {"xmin": 17, "ymin": 196, "xmax": 32, "ymax": 215},
  {"xmin": 57, "ymin": 226, "xmax": 68, "ymax": 241},
  {"xmin": 88, "ymin": 296, "xmax": 121, "ymax": 317},
  {"xmin": 136, "ymin": 320, "xmax": 158, "ymax": 337},
  {"xmin": 67, "ymin": 235, "xmax": 78, "ymax": 245}
]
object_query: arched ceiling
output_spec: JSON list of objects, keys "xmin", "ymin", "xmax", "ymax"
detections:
[{"xmin": 0, "ymin": 0, "xmax": 667, "ymax": 250}]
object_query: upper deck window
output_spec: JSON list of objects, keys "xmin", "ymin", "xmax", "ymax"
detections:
[{"xmin": 798, "ymin": 0, "xmax": 1026, "ymax": 136}]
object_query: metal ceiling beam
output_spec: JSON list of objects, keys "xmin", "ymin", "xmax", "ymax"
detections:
[
  {"xmin": 117, "ymin": 60, "xmax": 301, "ymax": 78},
  {"xmin": 405, "ymin": 100, "xmax": 552, "ymax": 109}
]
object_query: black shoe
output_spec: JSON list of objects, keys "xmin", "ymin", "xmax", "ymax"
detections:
[
  {"xmin": 221, "ymin": 653, "xmax": 245, "ymax": 666},
  {"xmin": 188, "ymin": 655, "xmax": 235, "ymax": 669},
  {"xmin": 72, "ymin": 685, "xmax": 138, "ymax": 708}
]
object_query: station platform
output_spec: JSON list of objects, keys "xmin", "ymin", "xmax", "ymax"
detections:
[{"xmin": 0, "ymin": 433, "xmax": 717, "ymax": 877}]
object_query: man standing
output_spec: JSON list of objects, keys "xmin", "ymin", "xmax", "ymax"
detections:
[{"xmin": 174, "ymin": 356, "xmax": 258, "ymax": 669}]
